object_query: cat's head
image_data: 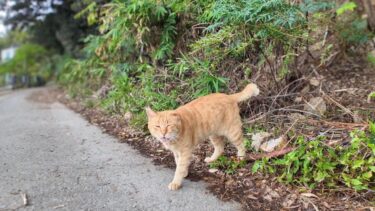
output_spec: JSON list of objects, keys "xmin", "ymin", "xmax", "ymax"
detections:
[{"xmin": 145, "ymin": 107, "xmax": 182, "ymax": 143}]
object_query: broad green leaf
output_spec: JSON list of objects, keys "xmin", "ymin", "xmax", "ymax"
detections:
[
  {"xmin": 252, "ymin": 161, "xmax": 262, "ymax": 173},
  {"xmin": 369, "ymin": 121, "xmax": 375, "ymax": 135},
  {"xmin": 351, "ymin": 179, "xmax": 363, "ymax": 186},
  {"xmin": 362, "ymin": 171, "xmax": 372, "ymax": 180},
  {"xmin": 352, "ymin": 160, "xmax": 365, "ymax": 169},
  {"xmin": 336, "ymin": 2, "xmax": 357, "ymax": 15}
]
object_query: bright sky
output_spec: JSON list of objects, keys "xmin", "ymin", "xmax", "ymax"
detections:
[
  {"xmin": 0, "ymin": 23, "xmax": 5, "ymax": 35},
  {"xmin": 0, "ymin": 7, "xmax": 7, "ymax": 37}
]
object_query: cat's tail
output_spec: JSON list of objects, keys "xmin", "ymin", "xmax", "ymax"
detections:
[{"xmin": 230, "ymin": 83, "xmax": 260, "ymax": 102}]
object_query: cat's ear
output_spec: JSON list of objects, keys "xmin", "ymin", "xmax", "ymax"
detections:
[{"xmin": 145, "ymin": 106, "xmax": 157, "ymax": 119}]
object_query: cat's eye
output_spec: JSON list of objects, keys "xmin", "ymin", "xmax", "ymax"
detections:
[{"xmin": 154, "ymin": 125, "xmax": 160, "ymax": 128}]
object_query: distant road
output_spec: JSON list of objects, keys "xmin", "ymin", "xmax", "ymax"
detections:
[
  {"xmin": 0, "ymin": 86, "xmax": 11, "ymax": 97},
  {"xmin": 0, "ymin": 88, "xmax": 239, "ymax": 211}
]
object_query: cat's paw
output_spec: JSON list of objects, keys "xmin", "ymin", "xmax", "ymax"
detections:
[
  {"xmin": 204, "ymin": 157, "xmax": 215, "ymax": 163},
  {"xmin": 168, "ymin": 182, "xmax": 181, "ymax": 191}
]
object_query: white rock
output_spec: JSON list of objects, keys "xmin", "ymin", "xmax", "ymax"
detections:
[
  {"xmin": 260, "ymin": 136, "xmax": 286, "ymax": 152},
  {"xmin": 251, "ymin": 132, "xmax": 271, "ymax": 151},
  {"xmin": 208, "ymin": 168, "xmax": 218, "ymax": 173}
]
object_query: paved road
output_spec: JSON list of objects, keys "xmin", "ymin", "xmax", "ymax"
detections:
[{"xmin": 0, "ymin": 88, "xmax": 239, "ymax": 211}]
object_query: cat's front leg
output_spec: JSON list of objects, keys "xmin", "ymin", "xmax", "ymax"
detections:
[
  {"xmin": 168, "ymin": 150, "xmax": 192, "ymax": 190},
  {"xmin": 173, "ymin": 152, "xmax": 179, "ymax": 166}
]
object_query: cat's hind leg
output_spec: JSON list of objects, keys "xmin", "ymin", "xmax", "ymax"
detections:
[
  {"xmin": 225, "ymin": 127, "xmax": 246, "ymax": 160},
  {"xmin": 204, "ymin": 135, "xmax": 225, "ymax": 163}
]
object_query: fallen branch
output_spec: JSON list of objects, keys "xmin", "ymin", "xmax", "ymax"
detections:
[
  {"xmin": 306, "ymin": 119, "xmax": 368, "ymax": 130},
  {"xmin": 246, "ymin": 147, "xmax": 296, "ymax": 161}
]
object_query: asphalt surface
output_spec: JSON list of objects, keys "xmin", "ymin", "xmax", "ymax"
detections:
[{"xmin": 0, "ymin": 88, "xmax": 239, "ymax": 211}]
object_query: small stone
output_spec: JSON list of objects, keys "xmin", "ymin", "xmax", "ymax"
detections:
[
  {"xmin": 251, "ymin": 132, "xmax": 271, "ymax": 151},
  {"xmin": 294, "ymin": 96, "xmax": 303, "ymax": 103},
  {"xmin": 309, "ymin": 77, "xmax": 320, "ymax": 86},
  {"xmin": 304, "ymin": 97, "xmax": 326, "ymax": 116},
  {"xmin": 208, "ymin": 168, "xmax": 218, "ymax": 173},
  {"xmin": 260, "ymin": 136, "xmax": 287, "ymax": 152},
  {"xmin": 353, "ymin": 110, "xmax": 363, "ymax": 123},
  {"xmin": 123, "ymin": 112, "xmax": 132, "ymax": 123},
  {"xmin": 263, "ymin": 194, "xmax": 273, "ymax": 202},
  {"xmin": 300, "ymin": 86, "xmax": 310, "ymax": 94}
]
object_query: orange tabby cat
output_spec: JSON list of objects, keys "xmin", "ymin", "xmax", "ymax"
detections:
[{"xmin": 146, "ymin": 83, "xmax": 259, "ymax": 190}]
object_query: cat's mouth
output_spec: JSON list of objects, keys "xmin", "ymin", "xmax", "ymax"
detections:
[{"xmin": 160, "ymin": 137, "xmax": 176, "ymax": 143}]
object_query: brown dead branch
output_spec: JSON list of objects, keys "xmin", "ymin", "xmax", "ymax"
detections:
[{"xmin": 306, "ymin": 119, "xmax": 368, "ymax": 130}]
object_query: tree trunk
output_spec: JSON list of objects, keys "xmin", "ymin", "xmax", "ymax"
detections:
[{"xmin": 362, "ymin": 0, "xmax": 375, "ymax": 31}]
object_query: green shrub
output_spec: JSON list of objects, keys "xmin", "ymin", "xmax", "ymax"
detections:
[
  {"xmin": 58, "ymin": 0, "xmax": 374, "ymax": 130},
  {"xmin": 209, "ymin": 155, "xmax": 246, "ymax": 174},
  {"xmin": 253, "ymin": 123, "xmax": 375, "ymax": 191},
  {"xmin": 335, "ymin": 2, "xmax": 372, "ymax": 46},
  {"xmin": 0, "ymin": 44, "xmax": 48, "ymax": 76}
]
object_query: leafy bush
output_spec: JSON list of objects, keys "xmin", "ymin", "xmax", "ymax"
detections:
[
  {"xmin": 252, "ymin": 124, "xmax": 375, "ymax": 191},
  {"xmin": 57, "ymin": 0, "xmax": 374, "ymax": 130},
  {"xmin": 0, "ymin": 43, "xmax": 51, "ymax": 78},
  {"xmin": 209, "ymin": 155, "xmax": 246, "ymax": 174},
  {"xmin": 335, "ymin": 2, "xmax": 372, "ymax": 46}
]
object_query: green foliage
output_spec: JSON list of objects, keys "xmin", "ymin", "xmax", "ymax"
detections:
[
  {"xmin": 98, "ymin": 0, "xmax": 177, "ymax": 62},
  {"xmin": 338, "ymin": 18, "xmax": 370, "ymax": 45},
  {"xmin": 0, "ymin": 44, "xmax": 49, "ymax": 77},
  {"xmin": 244, "ymin": 138, "xmax": 252, "ymax": 151},
  {"xmin": 99, "ymin": 65, "xmax": 179, "ymax": 126},
  {"xmin": 74, "ymin": 1, "xmax": 99, "ymax": 26},
  {"xmin": 299, "ymin": 0, "xmax": 334, "ymax": 13},
  {"xmin": 368, "ymin": 53, "xmax": 375, "ymax": 66},
  {"xmin": 368, "ymin": 92, "xmax": 375, "ymax": 100},
  {"xmin": 57, "ymin": 0, "xmax": 374, "ymax": 131},
  {"xmin": 58, "ymin": 56, "xmax": 105, "ymax": 97},
  {"xmin": 253, "ymin": 126, "xmax": 375, "ymax": 191},
  {"xmin": 209, "ymin": 155, "xmax": 246, "ymax": 174},
  {"xmin": 334, "ymin": 2, "xmax": 372, "ymax": 46},
  {"xmin": 336, "ymin": 2, "xmax": 357, "ymax": 15},
  {"xmin": 0, "ymin": 30, "xmax": 29, "ymax": 49},
  {"xmin": 201, "ymin": 0, "xmax": 305, "ymax": 36}
]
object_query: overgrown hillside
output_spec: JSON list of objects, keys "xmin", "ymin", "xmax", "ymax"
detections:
[
  {"xmin": 1, "ymin": 0, "xmax": 374, "ymax": 209},
  {"xmin": 57, "ymin": 0, "xmax": 374, "ymax": 125}
]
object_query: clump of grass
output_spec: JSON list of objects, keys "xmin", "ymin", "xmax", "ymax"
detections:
[
  {"xmin": 209, "ymin": 155, "xmax": 246, "ymax": 175},
  {"xmin": 252, "ymin": 123, "xmax": 375, "ymax": 191}
]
